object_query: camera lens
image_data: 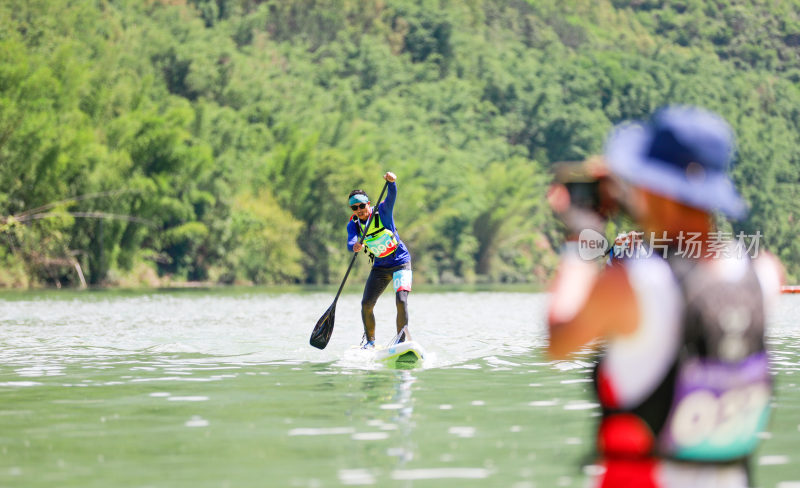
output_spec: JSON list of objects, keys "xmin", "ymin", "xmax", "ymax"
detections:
[{"xmin": 565, "ymin": 182, "xmax": 601, "ymax": 211}]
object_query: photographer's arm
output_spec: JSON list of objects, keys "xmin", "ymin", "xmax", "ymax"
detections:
[
  {"xmin": 547, "ymin": 263, "xmax": 638, "ymax": 359},
  {"xmin": 545, "ymin": 180, "xmax": 638, "ymax": 359}
]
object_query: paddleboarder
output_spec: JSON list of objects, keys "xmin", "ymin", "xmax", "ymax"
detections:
[
  {"xmin": 547, "ymin": 106, "xmax": 784, "ymax": 487},
  {"xmin": 347, "ymin": 172, "xmax": 412, "ymax": 349}
]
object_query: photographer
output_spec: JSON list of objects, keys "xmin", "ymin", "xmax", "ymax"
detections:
[{"xmin": 546, "ymin": 106, "xmax": 783, "ymax": 488}]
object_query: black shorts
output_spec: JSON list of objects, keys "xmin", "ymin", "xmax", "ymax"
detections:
[{"xmin": 362, "ymin": 262, "xmax": 412, "ymax": 307}]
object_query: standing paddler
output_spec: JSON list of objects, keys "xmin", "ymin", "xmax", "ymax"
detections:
[{"xmin": 346, "ymin": 172, "xmax": 412, "ymax": 349}]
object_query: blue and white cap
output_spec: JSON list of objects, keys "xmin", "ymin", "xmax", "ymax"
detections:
[{"xmin": 348, "ymin": 194, "xmax": 369, "ymax": 206}]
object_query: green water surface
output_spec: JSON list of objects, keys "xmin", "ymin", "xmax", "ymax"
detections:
[{"xmin": 1, "ymin": 290, "xmax": 798, "ymax": 487}]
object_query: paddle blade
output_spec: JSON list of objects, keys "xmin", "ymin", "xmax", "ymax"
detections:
[{"xmin": 310, "ymin": 304, "xmax": 336, "ymax": 349}]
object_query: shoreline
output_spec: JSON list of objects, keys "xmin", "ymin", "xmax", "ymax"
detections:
[{"xmin": 0, "ymin": 281, "xmax": 548, "ymax": 296}]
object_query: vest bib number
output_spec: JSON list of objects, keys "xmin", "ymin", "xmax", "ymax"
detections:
[
  {"xmin": 392, "ymin": 269, "xmax": 412, "ymax": 292},
  {"xmin": 364, "ymin": 230, "xmax": 398, "ymax": 258},
  {"xmin": 667, "ymin": 383, "xmax": 770, "ymax": 460},
  {"xmin": 660, "ymin": 354, "xmax": 771, "ymax": 461}
]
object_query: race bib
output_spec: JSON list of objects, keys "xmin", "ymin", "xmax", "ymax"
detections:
[
  {"xmin": 393, "ymin": 269, "xmax": 412, "ymax": 292},
  {"xmin": 659, "ymin": 353, "xmax": 771, "ymax": 461},
  {"xmin": 364, "ymin": 231, "xmax": 398, "ymax": 258}
]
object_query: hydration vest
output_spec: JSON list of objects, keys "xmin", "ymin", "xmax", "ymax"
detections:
[
  {"xmin": 594, "ymin": 254, "xmax": 771, "ymax": 464},
  {"xmin": 352, "ymin": 211, "xmax": 398, "ymax": 260}
]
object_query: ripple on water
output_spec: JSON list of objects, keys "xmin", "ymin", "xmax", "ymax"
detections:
[
  {"xmin": 390, "ymin": 468, "xmax": 491, "ymax": 480},
  {"xmin": 553, "ymin": 360, "xmax": 594, "ymax": 371},
  {"xmin": 563, "ymin": 402, "xmax": 599, "ymax": 411},
  {"xmin": 184, "ymin": 416, "xmax": 209, "ymax": 427},
  {"xmin": 759, "ymin": 455, "xmax": 790, "ymax": 465},
  {"xmin": 485, "ymin": 357, "xmax": 519, "ymax": 367},
  {"xmin": 560, "ymin": 378, "xmax": 592, "ymax": 385},
  {"xmin": 130, "ymin": 377, "xmax": 181, "ymax": 383},
  {"xmin": 452, "ymin": 364, "xmax": 482, "ymax": 370},
  {"xmin": 0, "ymin": 381, "xmax": 41, "ymax": 387},
  {"xmin": 167, "ymin": 396, "xmax": 209, "ymax": 402},
  {"xmin": 448, "ymin": 426, "xmax": 476, "ymax": 438},
  {"xmin": 366, "ymin": 419, "xmax": 398, "ymax": 431},
  {"xmin": 528, "ymin": 400, "xmax": 558, "ymax": 407},
  {"xmin": 338, "ymin": 469, "xmax": 375, "ymax": 485},
  {"xmin": 351, "ymin": 432, "xmax": 389, "ymax": 441},
  {"xmin": 15, "ymin": 366, "xmax": 64, "ymax": 377},
  {"xmin": 288, "ymin": 427, "xmax": 355, "ymax": 436}
]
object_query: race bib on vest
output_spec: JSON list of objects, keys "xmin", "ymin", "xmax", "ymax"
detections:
[
  {"xmin": 364, "ymin": 230, "xmax": 398, "ymax": 258},
  {"xmin": 659, "ymin": 353, "xmax": 771, "ymax": 461}
]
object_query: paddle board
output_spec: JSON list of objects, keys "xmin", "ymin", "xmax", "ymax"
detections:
[{"xmin": 374, "ymin": 340, "xmax": 425, "ymax": 369}]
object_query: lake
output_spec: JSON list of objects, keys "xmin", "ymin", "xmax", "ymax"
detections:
[{"xmin": 1, "ymin": 288, "xmax": 798, "ymax": 487}]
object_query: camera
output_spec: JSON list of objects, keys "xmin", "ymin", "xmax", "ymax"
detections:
[{"xmin": 550, "ymin": 156, "xmax": 618, "ymax": 218}]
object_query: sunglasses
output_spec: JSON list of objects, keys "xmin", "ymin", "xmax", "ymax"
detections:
[{"xmin": 350, "ymin": 203, "xmax": 367, "ymax": 211}]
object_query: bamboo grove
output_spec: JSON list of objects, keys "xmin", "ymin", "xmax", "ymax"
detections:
[{"xmin": 1, "ymin": 0, "xmax": 799, "ymax": 287}]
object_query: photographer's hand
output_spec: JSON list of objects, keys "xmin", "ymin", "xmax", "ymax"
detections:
[
  {"xmin": 546, "ymin": 183, "xmax": 571, "ymax": 215},
  {"xmin": 547, "ymin": 183, "xmax": 606, "ymax": 240}
]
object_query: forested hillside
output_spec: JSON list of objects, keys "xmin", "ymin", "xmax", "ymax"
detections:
[{"xmin": 1, "ymin": 0, "xmax": 799, "ymax": 287}]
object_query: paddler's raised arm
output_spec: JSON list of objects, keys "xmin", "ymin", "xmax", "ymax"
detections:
[{"xmin": 381, "ymin": 172, "xmax": 397, "ymax": 214}]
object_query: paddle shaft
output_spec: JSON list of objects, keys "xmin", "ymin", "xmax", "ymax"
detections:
[{"xmin": 330, "ymin": 181, "xmax": 389, "ymax": 305}]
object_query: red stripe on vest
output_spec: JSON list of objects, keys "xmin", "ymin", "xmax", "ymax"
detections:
[
  {"xmin": 598, "ymin": 458, "xmax": 659, "ymax": 488},
  {"xmin": 596, "ymin": 365, "xmax": 619, "ymax": 409},
  {"xmin": 598, "ymin": 413, "xmax": 655, "ymax": 457}
]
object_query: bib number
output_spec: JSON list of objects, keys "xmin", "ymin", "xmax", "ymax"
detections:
[
  {"xmin": 393, "ymin": 269, "xmax": 412, "ymax": 292},
  {"xmin": 667, "ymin": 383, "xmax": 770, "ymax": 460},
  {"xmin": 660, "ymin": 354, "xmax": 771, "ymax": 461},
  {"xmin": 365, "ymin": 231, "xmax": 398, "ymax": 258}
]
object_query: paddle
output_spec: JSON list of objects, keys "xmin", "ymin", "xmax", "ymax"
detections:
[
  {"xmin": 388, "ymin": 325, "xmax": 410, "ymax": 347},
  {"xmin": 309, "ymin": 181, "xmax": 389, "ymax": 349}
]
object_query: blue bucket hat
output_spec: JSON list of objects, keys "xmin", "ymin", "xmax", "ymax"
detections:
[{"xmin": 605, "ymin": 106, "xmax": 746, "ymax": 219}]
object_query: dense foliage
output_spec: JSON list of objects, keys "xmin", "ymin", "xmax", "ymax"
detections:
[{"xmin": 1, "ymin": 0, "xmax": 798, "ymax": 287}]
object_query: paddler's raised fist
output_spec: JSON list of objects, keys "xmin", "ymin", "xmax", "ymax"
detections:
[
  {"xmin": 384, "ymin": 172, "xmax": 396, "ymax": 183},
  {"xmin": 353, "ymin": 242, "xmax": 363, "ymax": 253}
]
